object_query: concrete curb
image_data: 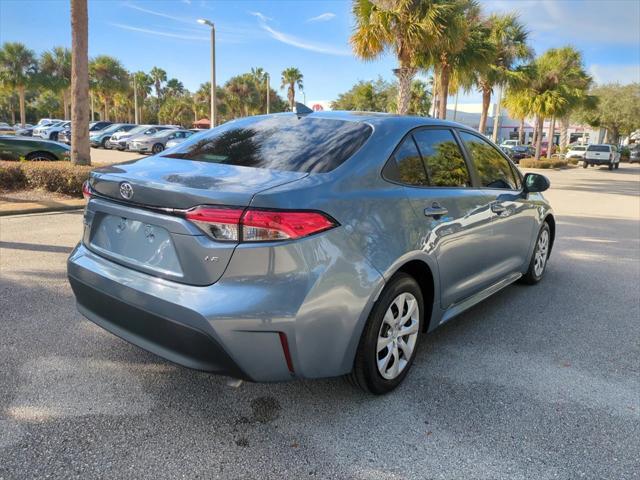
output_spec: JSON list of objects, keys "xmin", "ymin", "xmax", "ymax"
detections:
[{"xmin": 0, "ymin": 202, "xmax": 84, "ymax": 217}]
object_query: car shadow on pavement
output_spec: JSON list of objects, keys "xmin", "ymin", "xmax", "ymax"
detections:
[{"xmin": 0, "ymin": 241, "xmax": 73, "ymax": 254}]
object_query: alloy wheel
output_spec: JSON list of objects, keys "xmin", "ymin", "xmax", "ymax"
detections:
[{"xmin": 376, "ymin": 292, "xmax": 419, "ymax": 380}]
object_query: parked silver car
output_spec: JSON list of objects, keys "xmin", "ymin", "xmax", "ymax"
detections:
[
  {"xmin": 128, "ymin": 128, "xmax": 193, "ymax": 154},
  {"xmin": 68, "ymin": 112, "xmax": 555, "ymax": 394}
]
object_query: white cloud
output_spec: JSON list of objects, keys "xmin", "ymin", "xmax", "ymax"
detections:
[
  {"xmin": 109, "ymin": 23, "xmax": 208, "ymax": 41},
  {"xmin": 589, "ymin": 64, "xmax": 640, "ymax": 85},
  {"xmin": 122, "ymin": 2, "xmax": 195, "ymax": 24},
  {"xmin": 250, "ymin": 11, "xmax": 350, "ymax": 56},
  {"xmin": 307, "ymin": 13, "xmax": 336, "ymax": 23},
  {"xmin": 248, "ymin": 11, "xmax": 273, "ymax": 22}
]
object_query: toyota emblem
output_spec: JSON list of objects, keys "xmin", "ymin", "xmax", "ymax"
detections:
[{"xmin": 119, "ymin": 182, "xmax": 134, "ymax": 200}]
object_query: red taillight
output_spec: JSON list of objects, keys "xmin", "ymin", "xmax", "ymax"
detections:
[
  {"xmin": 242, "ymin": 209, "xmax": 336, "ymax": 241},
  {"xmin": 185, "ymin": 207, "xmax": 244, "ymax": 241},
  {"xmin": 82, "ymin": 180, "xmax": 92, "ymax": 199},
  {"xmin": 184, "ymin": 206, "xmax": 337, "ymax": 242}
]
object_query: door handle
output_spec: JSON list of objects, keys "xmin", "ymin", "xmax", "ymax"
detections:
[
  {"xmin": 424, "ymin": 203, "xmax": 448, "ymax": 218},
  {"xmin": 491, "ymin": 203, "xmax": 507, "ymax": 215}
]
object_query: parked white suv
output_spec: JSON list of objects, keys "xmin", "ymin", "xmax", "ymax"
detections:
[
  {"xmin": 583, "ymin": 144, "xmax": 620, "ymax": 170},
  {"xmin": 34, "ymin": 121, "xmax": 70, "ymax": 141}
]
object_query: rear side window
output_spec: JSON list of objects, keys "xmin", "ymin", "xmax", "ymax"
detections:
[
  {"xmin": 163, "ymin": 116, "xmax": 372, "ymax": 173},
  {"xmin": 383, "ymin": 137, "xmax": 428, "ymax": 186},
  {"xmin": 413, "ymin": 129, "xmax": 471, "ymax": 187},
  {"xmin": 459, "ymin": 131, "xmax": 518, "ymax": 190},
  {"xmin": 587, "ymin": 145, "xmax": 610, "ymax": 152}
]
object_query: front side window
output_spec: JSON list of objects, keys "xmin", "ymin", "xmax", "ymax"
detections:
[
  {"xmin": 459, "ymin": 131, "xmax": 518, "ymax": 190},
  {"xmin": 413, "ymin": 129, "xmax": 471, "ymax": 187},
  {"xmin": 163, "ymin": 116, "xmax": 372, "ymax": 173}
]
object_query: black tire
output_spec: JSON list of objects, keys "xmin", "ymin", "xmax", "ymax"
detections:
[
  {"xmin": 614, "ymin": 162, "xmax": 619, "ymax": 169},
  {"xmin": 608, "ymin": 163, "xmax": 613, "ymax": 170},
  {"xmin": 100, "ymin": 137, "xmax": 108, "ymax": 148},
  {"xmin": 583, "ymin": 161, "xmax": 588, "ymax": 168},
  {"xmin": 26, "ymin": 151, "xmax": 56, "ymax": 161},
  {"xmin": 520, "ymin": 222, "xmax": 551, "ymax": 285},
  {"xmin": 49, "ymin": 132, "xmax": 58, "ymax": 141},
  {"xmin": 347, "ymin": 273, "xmax": 423, "ymax": 395},
  {"xmin": 152, "ymin": 143, "xmax": 164, "ymax": 154}
]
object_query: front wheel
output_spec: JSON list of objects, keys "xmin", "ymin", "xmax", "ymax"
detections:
[
  {"xmin": 583, "ymin": 161, "xmax": 588, "ymax": 168},
  {"xmin": 608, "ymin": 163, "xmax": 613, "ymax": 170},
  {"xmin": 152, "ymin": 143, "xmax": 164, "ymax": 154},
  {"xmin": 348, "ymin": 273, "xmax": 423, "ymax": 394},
  {"xmin": 614, "ymin": 162, "xmax": 619, "ymax": 169},
  {"xmin": 521, "ymin": 222, "xmax": 551, "ymax": 285}
]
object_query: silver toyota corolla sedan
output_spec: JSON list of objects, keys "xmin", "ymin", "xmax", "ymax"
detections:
[{"xmin": 68, "ymin": 112, "xmax": 554, "ymax": 394}]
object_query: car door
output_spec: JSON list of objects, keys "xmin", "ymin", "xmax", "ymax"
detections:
[
  {"xmin": 458, "ymin": 131, "xmax": 537, "ymax": 281},
  {"xmin": 384, "ymin": 128, "xmax": 496, "ymax": 308}
]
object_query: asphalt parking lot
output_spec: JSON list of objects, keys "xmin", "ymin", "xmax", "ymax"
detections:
[{"xmin": 1, "ymin": 164, "xmax": 639, "ymax": 479}]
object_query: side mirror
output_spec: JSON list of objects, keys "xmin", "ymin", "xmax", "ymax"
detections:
[{"xmin": 523, "ymin": 172, "xmax": 550, "ymax": 193}]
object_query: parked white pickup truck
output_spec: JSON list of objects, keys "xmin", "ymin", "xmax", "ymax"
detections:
[{"xmin": 583, "ymin": 144, "xmax": 620, "ymax": 170}]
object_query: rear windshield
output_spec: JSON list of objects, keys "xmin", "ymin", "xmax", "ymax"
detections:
[
  {"xmin": 162, "ymin": 116, "xmax": 373, "ymax": 173},
  {"xmin": 587, "ymin": 145, "xmax": 610, "ymax": 152},
  {"xmin": 571, "ymin": 146, "xmax": 586, "ymax": 151}
]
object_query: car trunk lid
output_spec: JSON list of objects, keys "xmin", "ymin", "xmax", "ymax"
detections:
[{"xmin": 84, "ymin": 156, "xmax": 307, "ymax": 285}]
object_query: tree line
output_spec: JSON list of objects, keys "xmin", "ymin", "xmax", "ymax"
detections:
[
  {"xmin": 0, "ymin": 42, "xmax": 308, "ymax": 128},
  {"xmin": 350, "ymin": 0, "xmax": 639, "ymax": 159}
]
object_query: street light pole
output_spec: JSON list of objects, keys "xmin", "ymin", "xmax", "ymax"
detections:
[
  {"xmin": 133, "ymin": 75, "xmax": 139, "ymax": 124},
  {"xmin": 198, "ymin": 18, "xmax": 216, "ymax": 129},
  {"xmin": 266, "ymin": 73, "xmax": 270, "ymax": 114}
]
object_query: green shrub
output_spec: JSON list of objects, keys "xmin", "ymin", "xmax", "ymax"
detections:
[
  {"xmin": 519, "ymin": 158, "xmax": 568, "ymax": 169},
  {"xmin": 567, "ymin": 157, "xmax": 580, "ymax": 165},
  {"xmin": 0, "ymin": 161, "xmax": 93, "ymax": 197},
  {"xmin": 0, "ymin": 163, "xmax": 27, "ymax": 190}
]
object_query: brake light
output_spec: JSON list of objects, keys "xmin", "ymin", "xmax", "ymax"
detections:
[
  {"xmin": 82, "ymin": 180, "xmax": 92, "ymax": 199},
  {"xmin": 184, "ymin": 206, "xmax": 337, "ymax": 242},
  {"xmin": 185, "ymin": 207, "xmax": 243, "ymax": 241}
]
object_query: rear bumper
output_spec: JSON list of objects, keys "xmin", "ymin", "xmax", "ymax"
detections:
[
  {"xmin": 585, "ymin": 158, "xmax": 612, "ymax": 165},
  {"xmin": 67, "ymin": 236, "xmax": 383, "ymax": 382}
]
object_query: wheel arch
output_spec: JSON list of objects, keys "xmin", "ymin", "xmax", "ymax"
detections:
[
  {"xmin": 393, "ymin": 259, "xmax": 436, "ymax": 332},
  {"xmin": 544, "ymin": 213, "xmax": 556, "ymax": 258}
]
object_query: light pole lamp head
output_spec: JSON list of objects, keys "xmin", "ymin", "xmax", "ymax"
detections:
[{"xmin": 197, "ymin": 18, "xmax": 214, "ymax": 28}]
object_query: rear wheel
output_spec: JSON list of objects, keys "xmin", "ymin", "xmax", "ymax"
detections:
[
  {"xmin": 152, "ymin": 143, "xmax": 164, "ymax": 154},
  {"xmin": 583, "ymin": 161, "xmax": 588, "ymax": 168},
  {"xmin": 608, "ymin": 162, "xmax": 613, "ymax": 170},
  {"xmin": 100, "ymin": 138, "xmax": 108, "ymax": 148},
  {"xmin": 348, "ymin": 273, "xmax": 423, "ymax": 394},
  {"xmin": 614, "ymin": 162, "xmax": 619, "ymax": 169},
  {"xmin": 521, "ymin": 222, "xmax": 551, "ymax": 285},
  {"xmin": 26, "ymin": 151, "xmax": 56, "ymax": 161}
]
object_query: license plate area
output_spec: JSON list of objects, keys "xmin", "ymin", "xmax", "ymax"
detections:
[{"xmin": 89, "ymin": 214, "xmax": 184, "ymax": 277}]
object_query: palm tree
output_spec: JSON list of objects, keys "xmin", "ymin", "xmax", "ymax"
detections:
[
  {"xmin": 280, "ymin": 67, "xmax": 303, "ymax": 109},
  {"xmin": 423, "ymin": 0, "xmax": 486, "ymax": 120},
  {"xmin": 250, "ymin": 67, "xmax": 267, "ymax": 83},
  {"xmin": 350, "ymin": 0, "xmax": 447, "ymax": 115},
  {"xmin": 476, "ymin": 14, "xmax": 531, "ymax": 136},
  {"xmin": 431, "ymin": 6, "xmax": 494, "ymax": 120},
  {"xmin": 502, "ymin": 88, "xmax": 530, "ymax": 145},
  {"xmin": 149, "ymin": 66, "xmax": 167, "ymax": 98},
  {"xmin": 132, "ymin": 71, "xmax": 152, "ymax": 122},
  {"xmin": 506, "ymin": 47, "xmax": 588, "ymax": 161},
  {"xmin": 165, "ymin": 78, "xmax": 185, "ymax": 97},
  {"xmin": 70, "ymin": 0, "xmax": 90, "ymax": 165},
  {"xmin": 0, "ymin": 42, "xmax": 37, "ymax": 127},
  {"xmin": 40, "ymin": 47, "xmax": 72, "ymax": 120},
  {"xmin": 89, "ymin": 55, "xmax": 128, "ymax": 121}
]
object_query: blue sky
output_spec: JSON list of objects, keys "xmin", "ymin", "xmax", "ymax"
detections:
[{"xmin": 1, "ymin": 0, "xmax": 639, "ymax": 104}]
